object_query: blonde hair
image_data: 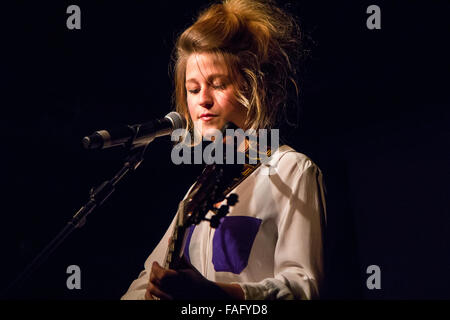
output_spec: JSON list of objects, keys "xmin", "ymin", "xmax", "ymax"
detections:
[{"xmin": 172, "ymin": 0, "xmax": 301, "ymax": 136}]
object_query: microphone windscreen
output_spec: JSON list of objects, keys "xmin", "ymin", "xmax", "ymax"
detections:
[{"xmin": 165, "ymin": 112, "xmax": 186, "ymax": 130}]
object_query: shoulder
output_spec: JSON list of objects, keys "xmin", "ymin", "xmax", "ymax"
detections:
[{"xmin": 266, "ymin": 145, "xmax": 320, "ymax": 178}]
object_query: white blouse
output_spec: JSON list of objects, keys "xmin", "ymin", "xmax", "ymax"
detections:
[{"xmin": 121, "ymin": 145, "xmax": 327, "ymax": 300}]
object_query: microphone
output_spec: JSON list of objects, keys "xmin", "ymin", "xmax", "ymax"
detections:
[{"xmin": 82, "ymin": 111, "xmax": 186, "ymax": 150}]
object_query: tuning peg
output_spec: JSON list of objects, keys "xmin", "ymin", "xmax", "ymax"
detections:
[
  {"xmin": 209, "ymin": 215, "xmax": 220, "ymax": 228},
  {"xmin": 217, "ymin": 205, "xmax": 229, "ymax": 217},
  {"xmin": 226, "ymin": 193, "xmax": 239, "ymax": 206}
]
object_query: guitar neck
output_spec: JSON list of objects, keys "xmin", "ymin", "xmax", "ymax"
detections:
[
  {"xmin": 163, "ymin": 200, "xmax": 190, "ymax": 270},
  {"xmin": 162, "ymin": 140, "xmax": 254, "ymax": 270}
]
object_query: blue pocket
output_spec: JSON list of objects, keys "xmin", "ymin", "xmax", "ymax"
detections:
[{"xmin": 212, "ymin": 216, "xmax": 262, "ymax": 274}]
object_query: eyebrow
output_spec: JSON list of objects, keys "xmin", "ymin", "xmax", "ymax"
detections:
[{"xmin": 185, "ymin": 73, "xmax": 228, "ymax": 84}]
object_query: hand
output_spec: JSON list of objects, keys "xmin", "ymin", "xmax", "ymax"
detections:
[{"xmin": 145, "ymin": 259, "xmax": 233, "ymax": 300}]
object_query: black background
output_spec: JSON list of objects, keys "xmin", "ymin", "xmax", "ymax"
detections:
[{"xmin": 1, "ymin": 0, "xmax": 449, "ymax": 300}]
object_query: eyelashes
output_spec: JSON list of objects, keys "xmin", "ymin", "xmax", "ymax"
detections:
[
  {"xmin": 212, "ymin": 84, "xmax": 226, "ymax": 90},
  {"xmin": 187, "ymin": 84, "xmax": 227, "ymax": 94}
]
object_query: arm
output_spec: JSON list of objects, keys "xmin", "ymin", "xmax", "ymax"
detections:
[
  {"xmin": 215, "ymin": 283, "xmax": 245, "ymax": 300},
  {"xmin": 120, "ymin": 214, "xmax": 177, "ymax": 300},
  {"xmin": 145, "ymin": 157, "xmax": 326, "ymax": 300},
  {"xmin": 238, "ymin": 158, "xmax": 327, "ymax": 300},
  {"xmin": 145, "ymin": 261, "xmax": 245, "ymax": 300},
  {"xmin": 121, "ymin": 183, "xmax": 198, "ymax": 300}
]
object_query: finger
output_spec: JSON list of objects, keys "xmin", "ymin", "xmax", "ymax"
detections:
[
  {"xmin": 147, "ymin": 282, "xmax": 173, "ymax": 300},
  {"xmin": 150, "ymin": 262, "xmax": 166, "ymax": 284},
  {"xmin": 151, "ymin": 261, "xmax": 179, "ymax": 289},
  {"xmin": 149, "ymin": 268, "xmax": 162, "ymax": 287},
  {"xmin": 152, "ymin": 261, "xmax": 178, "ymax": 279},
  {"xmin": 179, "ymin": 255, "xmax": 194, "ymax": 269},
  {"xmin": 144, "ymin": 288, "xmax": 154, "ymax": 300},
  {"xmin": 152, "ymin": 261, "xmax": 164, "ymax": 274}
]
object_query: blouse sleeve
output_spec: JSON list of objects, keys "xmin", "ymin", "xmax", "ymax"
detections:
[
  {"xmin": 238, "ymin": 155, "xmax": 327, "ymax": 300},
  {"xmin": 120, "ymin": 214, "xmax": 177, "ymax": 300},
  {"xmin": 121, "ymin": 183, "xmax": 197, "ymax": 300}
]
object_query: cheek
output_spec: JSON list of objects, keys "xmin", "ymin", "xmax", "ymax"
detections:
[
  {"xmin": 187, "ymin": 97, "xmax": 195, "ymax": 118},
  {"xmin": 223, "ymin": 93, "xmax": 243, "ymax": 118},
  {"xmin": 223, "ymin": 94, "xmax": 247, "ymax": 127},
  {"xmin": 217, "ymin": 91, "xmax": 236, "ymax": 111}
]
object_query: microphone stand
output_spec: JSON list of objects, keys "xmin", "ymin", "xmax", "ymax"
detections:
[{"xmin": 2, "ymin": 137, "xmax": 150, "ymax": 298}]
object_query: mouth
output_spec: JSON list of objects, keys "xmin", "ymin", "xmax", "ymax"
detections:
[{"xmin": 199, "ymin": 113, "xmax": 218, "ymax": 121}]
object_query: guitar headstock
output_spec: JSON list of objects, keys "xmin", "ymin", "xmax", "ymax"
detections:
[{"xmin": 182, "ymin": 122, "xmax": 243, "ymax": 229}]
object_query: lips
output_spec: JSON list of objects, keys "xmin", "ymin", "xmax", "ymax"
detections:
[{"xmin": 199, "ymin": 113, "xmax": 217, "ymax": 121}]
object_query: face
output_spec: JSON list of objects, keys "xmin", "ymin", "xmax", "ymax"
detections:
[{"xmin": 185, "ymin": 52, "xmax": 247, "ymax": 138}]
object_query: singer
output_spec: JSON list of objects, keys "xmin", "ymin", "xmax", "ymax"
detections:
[{"xmin": 121, "ymin": 0, "xmax": 327, "ymax": 300}]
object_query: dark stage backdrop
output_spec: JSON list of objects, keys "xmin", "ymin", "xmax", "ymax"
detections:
[{"xmin": 1, "ymin": 0, "xmax": 449, "ymax": 300}]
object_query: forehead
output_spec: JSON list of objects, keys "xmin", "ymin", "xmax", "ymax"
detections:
[{"xmin": 185, "ymin": 52, "xmax": 228, "ymax": 81}]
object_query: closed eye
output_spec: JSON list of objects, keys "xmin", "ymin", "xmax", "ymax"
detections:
[
  {"xmin": 212, "ymin": 84, "xmax": 226, "ymax": 90},
  {"xmin": 187, "ymin": 88, "xmax": 200, "ymax": 94}
]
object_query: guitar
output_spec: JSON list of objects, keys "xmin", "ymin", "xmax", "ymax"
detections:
[
  {"xmin": 153, "ymin": 122, "xmax": 271, "ymax": 299},
  {"xmin": 163, "ymin": 123, "xmax": 244, "ymax": 270}
]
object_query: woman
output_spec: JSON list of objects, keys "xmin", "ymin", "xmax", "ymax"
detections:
[{"xmin": 121, "ymin": 0, "xmax": 326, "ymax": 300}]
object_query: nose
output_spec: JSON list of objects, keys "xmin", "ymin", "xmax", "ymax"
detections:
[{"xmin": 198, "ymin": 87, "xmax": 213, "ymax": 109}]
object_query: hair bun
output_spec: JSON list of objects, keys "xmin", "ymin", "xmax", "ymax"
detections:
[{"xmin": 174, "ymin": 0, "xmax": 302, "ymax": 133}]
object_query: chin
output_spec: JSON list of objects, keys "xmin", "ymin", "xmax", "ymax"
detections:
[
  {"xmin": 201, "ymin": 126, "xmax": 222, "ymax": 140},
  {"xmin": 193, "ymin": 118, "xmax": 228, "ymax": 139}
]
